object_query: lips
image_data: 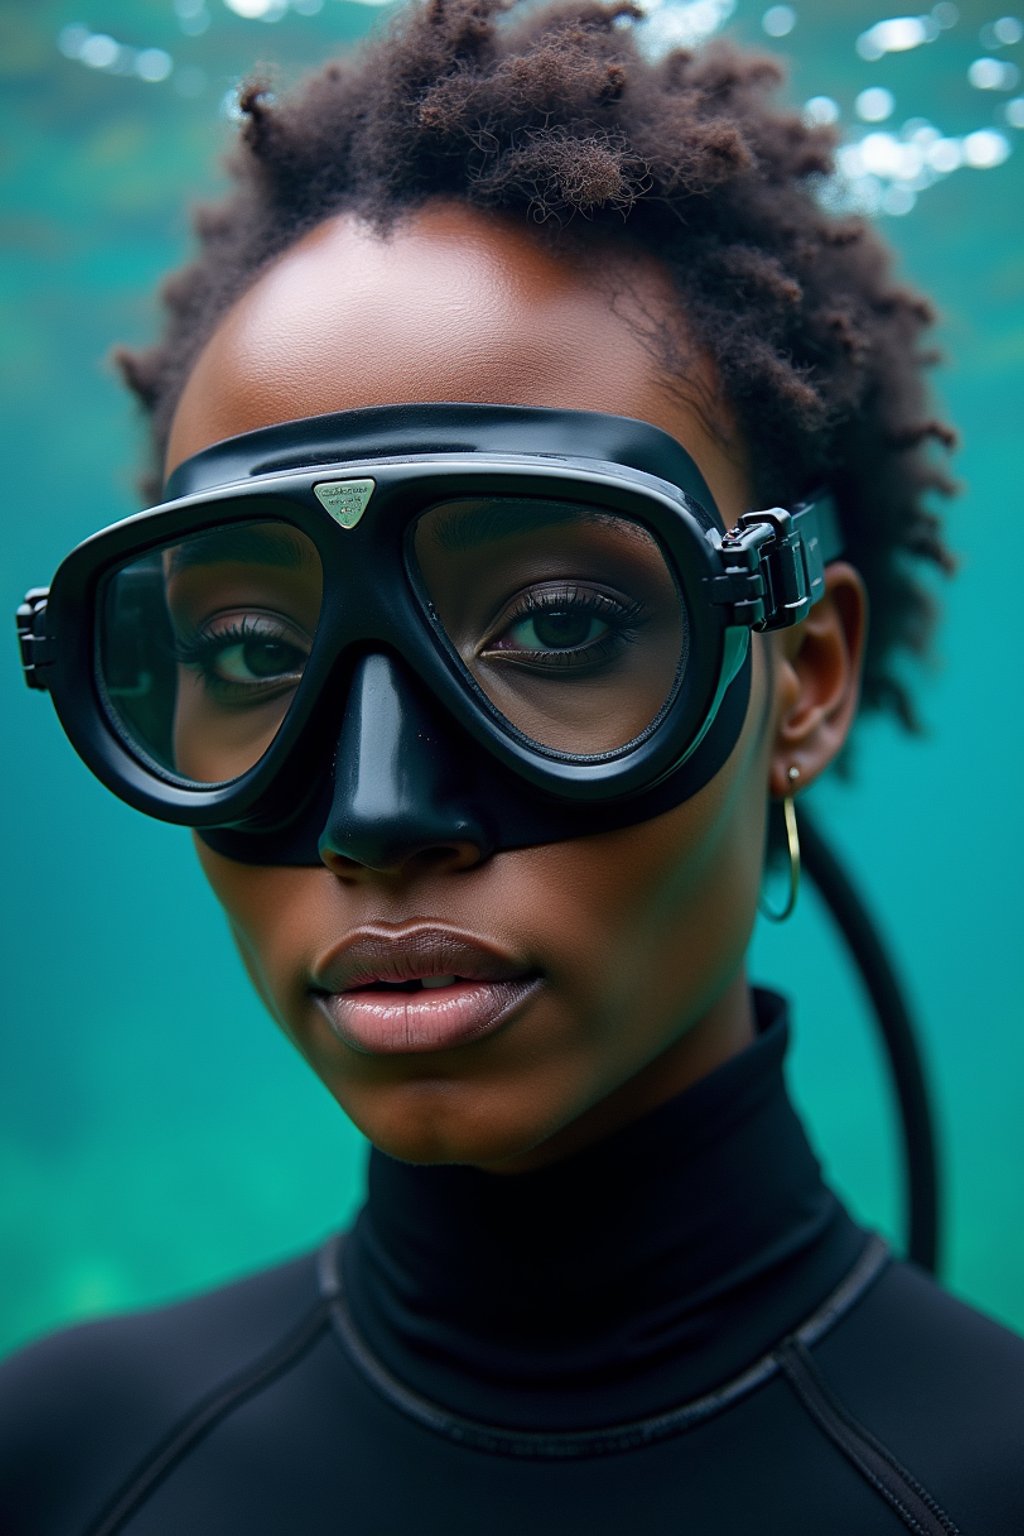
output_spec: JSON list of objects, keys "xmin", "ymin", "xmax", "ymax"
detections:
[{"xmin": 309, "ymin": 925, "xmax": 542, "ymax": 1054}]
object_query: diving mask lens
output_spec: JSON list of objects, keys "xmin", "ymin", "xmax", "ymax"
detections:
[
  {"xmin": 411, "ymin": 497, "xmax": 689, "ymax": 756},
  {"xmin": 97, "ymin": 520, "xmax": 323, "ymax": 785}
]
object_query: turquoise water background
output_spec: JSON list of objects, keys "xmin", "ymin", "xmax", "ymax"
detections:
[{"xmin": 1, "ymin": 0, "xmax": 1022, "ymax": 1357}]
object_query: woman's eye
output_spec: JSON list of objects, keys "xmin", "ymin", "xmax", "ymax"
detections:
[
  {"xmin": 507, "ymin": 608, "xmax": 609, "ymax": 653},
  {"xmin": 213, "ymin": 635, "xmax": 305, "ymax": 684},
  {"xmin": 174, "ymin": 613, "xmax": 310, "ymax": 695},
  {"xmin": 480, "ymin": 585, "xmax": 644, "ymax": 670}
]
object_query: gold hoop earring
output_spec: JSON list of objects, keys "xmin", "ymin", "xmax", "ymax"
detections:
[{"xmin": 760, "ymin": 765, "xmax": 801, "ymax": 924}]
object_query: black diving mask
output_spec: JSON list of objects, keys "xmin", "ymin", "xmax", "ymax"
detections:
[{"xmin": 17, "ymin": 403, "xmax": 842, "ymax": 865}]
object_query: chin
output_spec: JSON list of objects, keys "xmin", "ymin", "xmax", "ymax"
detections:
[{"xmin": 334, "ymin": 1078, "xmax": 564, "ymax": 1170}]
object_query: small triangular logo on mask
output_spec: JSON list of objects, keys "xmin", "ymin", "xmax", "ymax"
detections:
[{"xmin": 313, "ymin": 478, "xmax": 376, "ymax": 529}]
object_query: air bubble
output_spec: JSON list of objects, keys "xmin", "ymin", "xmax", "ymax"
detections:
[
  {"xmin": 135, "ymin": 48, "xmax": 173, "ymax": 83},
  {"xmin": 858, "ymin": 134, "xmax": 896, "ymax": 176},
  {"xmin": 962, "ymin": 127, "xmax": 1012, "ymax": 166},
  {"xmin": 856, "ymin": 87, "xmax": 895, "ymax": 122},
  {"xmin": 970, "ymin": 57, "xmax": 1003, "ymax": 87},
  {"xmin": 859, "ymin": 132, "xmax": 920, "ymax": 179},
  {"xmin": 175, "ymin": 0, "xmax": 210, "ymax": 32},
  {"xmin": 882, "ymin": 184, "xmax": 917, "ymax": 215},
  {"xmin": 222, "ymin": 0, "xmax": 288, "ymax": 18},
  {"xmin": 857, "ymin": 16, "xmax": 939, "ymax": 61},
  {"xmin": 969, "ymin": 56, "xmax": 1020, "ymax": 89},
  {"xmin": 762, "ymin": 5, "xmax": 796, "ymax": 37},
  {"xmin": 1006, "ymin": 96, "xmax": 1024, "ymax": 125},
  {"xmin": 80, "ymin": 33, "xmax": 121, "ymax": 69},
  {"xmin": 804, "ymin": 95, "xmax": 840, "ymax": 125},
  {"xmin": 903, "ymin": 117, "xmax": 941, "ymax": 144},
  {"xmin": 925, "ymin": 137, "xmax": 963, "ymax": 172},
  {"xmin": 994, "ymin": 15, "xmax": 1023, "ymax": 44},
  {"xmin": 636, "ymin": 0, "xmax": 737, "ymax": 56},
  {"xmin": 57, "ymin": 24, "xmax": 90, "ymax": 59}
]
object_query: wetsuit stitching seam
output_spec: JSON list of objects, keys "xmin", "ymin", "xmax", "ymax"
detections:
[
  {"xmin": 793, "ymin": 1233, "xmax": 891, "ymax": 1348},
  {"xmin": 82, "ymin": 1300, "xmax": 331, "ymax": 1536},
  {"xmin": 777, "ymin": 1341, "xmax": 962, "ymax": 1536},
  {"xmin": 784, "ymin": 1342, "xmax": 962, "ymax": 1536},
  {"xmin": 787, "ymin": 1339, "xmax": 961, "ymax": 1533},
  {"xmin": 778, "ymin": 1347, "xmax": 927, "ymax": 1535},
  {"xmin": 327, "ymin": 1275, "xmax": 782, "ymax": 1458},
  {"xmin": 318, "ymin": 1231, "xmax": 891, "ymax": 1460}
]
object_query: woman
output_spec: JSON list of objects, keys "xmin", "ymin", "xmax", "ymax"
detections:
[{"xmin": 3, "ymin": 1, "xmax": 1022, "ymax": 1530}]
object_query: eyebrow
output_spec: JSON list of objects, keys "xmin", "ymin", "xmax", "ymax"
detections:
[
  {"xmin": 426, "ymin": 500, "xmax": 622, "ymax": 552},
  {"xmin": 167, "ymin": 524, "xmax": 313, "ymax": 574}
]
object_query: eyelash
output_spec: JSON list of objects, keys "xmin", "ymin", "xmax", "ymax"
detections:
[
  {"xmin": 171, "ymin": 615, "xmax": 308, "ymax": 696},
  {"xmin": 482, "ymin": 585, "xmax": 649, "ymax": 670}
]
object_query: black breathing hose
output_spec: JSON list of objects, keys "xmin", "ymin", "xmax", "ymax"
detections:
[{"xmin": 799, "ymin": 807, "xmax": 941, "ymax": 1275}]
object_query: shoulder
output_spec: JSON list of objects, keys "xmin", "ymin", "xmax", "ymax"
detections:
[
  {"xmin": 0, "ymin": 1243, "xmax": 327, "ymax": 1536},
  {"xmin": 821, "ymin": 1253, "xmax": 1024, "ymax": 1415},
  {"xmin": 805, "ymin": 1251, "xmax": 1024, "ymax": 1529}
]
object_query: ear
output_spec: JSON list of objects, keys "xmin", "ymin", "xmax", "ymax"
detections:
[{"xmin": 767, "ymin": 561, "xmax": 868, "ymax": 800}]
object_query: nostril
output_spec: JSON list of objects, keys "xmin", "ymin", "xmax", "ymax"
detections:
[{"xmin": 319, "ymin": 839, "xmax": 489, "ymax": 879}]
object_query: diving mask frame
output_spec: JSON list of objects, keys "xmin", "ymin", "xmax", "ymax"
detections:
[{"xmin": 17, "ymin": 402, "xmax": 842, "ymax": 859}]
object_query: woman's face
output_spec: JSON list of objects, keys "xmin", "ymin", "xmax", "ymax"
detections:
[{"xmin": 167, "ymin": 203, "xmax": 841, "ymax": 1172}]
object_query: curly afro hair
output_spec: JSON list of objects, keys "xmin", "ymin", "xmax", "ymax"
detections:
[{"xmin": 115, "ymin": 0, "xmax": 956, "ymax": 734}]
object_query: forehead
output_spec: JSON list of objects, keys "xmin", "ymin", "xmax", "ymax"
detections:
[{"xmin": 166, "ymin": 202, "xmax": 748, "ymax": 512}]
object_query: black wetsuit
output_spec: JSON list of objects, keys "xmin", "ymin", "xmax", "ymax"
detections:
[{"xmin": 2, "ymin": 990, "xmax": 1023, "ymax": 1534}]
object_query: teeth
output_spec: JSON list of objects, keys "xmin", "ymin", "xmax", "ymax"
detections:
[{"xmin": 420, "ymin": 974, "xmax": 458, "ymax": 990}]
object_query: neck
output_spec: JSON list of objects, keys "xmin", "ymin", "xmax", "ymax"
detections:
[{"xmin": 341, "ymin": 989, "xmax": 866, "ymax": 1431}]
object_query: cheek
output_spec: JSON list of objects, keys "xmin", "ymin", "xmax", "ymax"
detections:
[
  {"xmin": 513, "ymin": 650, "xmax": 774, "ymax": 1052},
  {"xmin": 192, "ymin": 838, "xmax": 334, "ymax": 1027},
  {"xmin": 534, "ymin": 748, "xmax": 767, "ymax": 1042},
  {"xmin": 173, "ymin": 684, "xmax": 285, "ymax": 784}
]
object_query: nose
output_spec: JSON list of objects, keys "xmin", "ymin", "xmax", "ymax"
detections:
[{"xmin": 318, "ymin": 653, "xmax": 496, "ymax": 876}]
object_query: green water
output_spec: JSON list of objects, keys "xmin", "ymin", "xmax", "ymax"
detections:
[{"xmin": 2, "ymin": 0, "xmax": 1022, "ymax": 1356}]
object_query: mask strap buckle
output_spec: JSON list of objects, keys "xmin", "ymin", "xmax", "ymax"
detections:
[
  {"xmin": 17, "ymin": 588, "xmax": 53, "ymax": 692},
  {"xmin": 712, "ymin": 492, "xmax": 842, "ymax": 631}
]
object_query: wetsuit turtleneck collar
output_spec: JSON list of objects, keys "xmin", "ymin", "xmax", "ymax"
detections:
[{"xmin": 341, "ymin": 989, "xmax": 866, "ymax": 1431}]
